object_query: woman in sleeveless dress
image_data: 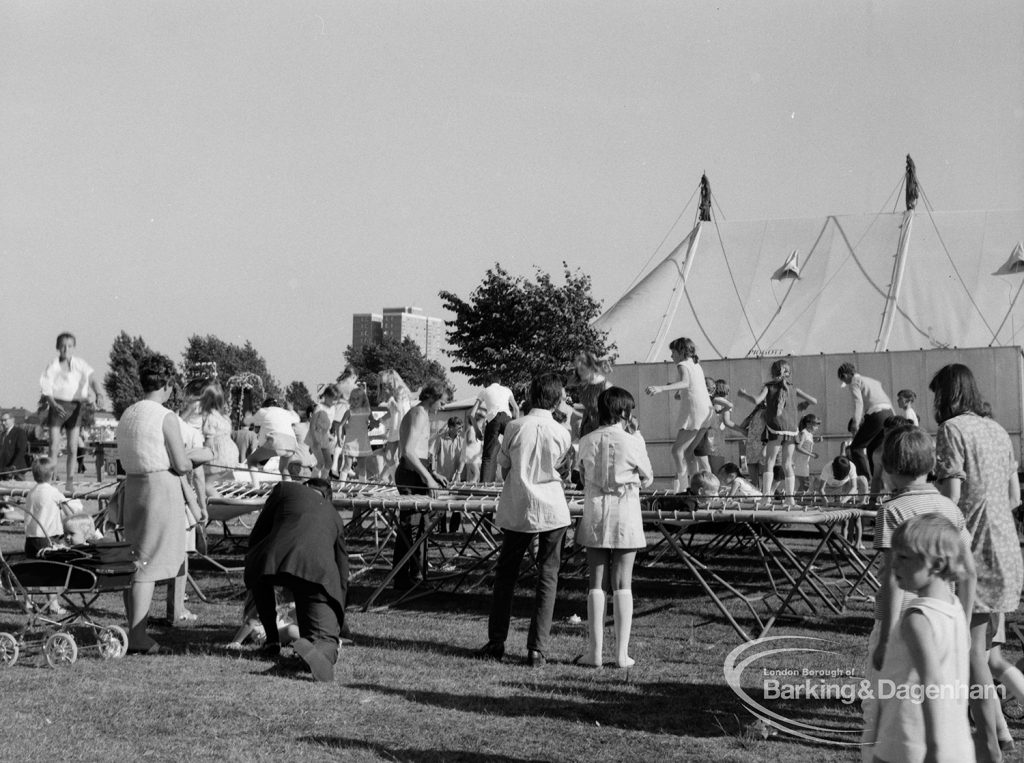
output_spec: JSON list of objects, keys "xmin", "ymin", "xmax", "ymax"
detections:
[{"xmin": 115, "ymin": 354, "xmax": 196, "ymax": 654}]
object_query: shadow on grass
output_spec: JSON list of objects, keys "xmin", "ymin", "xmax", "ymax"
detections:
[
  {"xmin": 347, "ymin": 679, "xmax": 741, "ymax": 737},
  {"xmin": 298, "ymin": 736, "xmax": 544, "ymax": 762}
]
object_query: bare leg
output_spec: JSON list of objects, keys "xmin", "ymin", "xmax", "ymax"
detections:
[
  {"xmin": 969, "ymin": 614, "xmax": 1003, "ymax": 763},
  {"xmin": 65, "ymin": 425, "xmax": 80, "ymax": 490}
]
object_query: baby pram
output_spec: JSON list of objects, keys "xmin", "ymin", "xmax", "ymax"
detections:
[{"xmin": 0, "ymin": 540, "xmax": 135, "ymax": 667}]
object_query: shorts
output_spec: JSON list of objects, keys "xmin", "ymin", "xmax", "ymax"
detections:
[
  {"xmin": 762, "ymin": 427, "xmax": 796, "ymax": 444},
  {"xmin": 262, "ymin": 433, "xmax": 298, "ymax": 455},
  {"xmin": 46, "ymin": 399, "xmax": 82, "ymax": 431}
]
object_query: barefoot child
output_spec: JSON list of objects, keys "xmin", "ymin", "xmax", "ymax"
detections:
[
  {"xmin": 871, "ymin": 513, "xmax": 974, "ymax": 763},
  {"xmin": 575, "ymin": 387, "xmax": 653, "ymax": 669}
]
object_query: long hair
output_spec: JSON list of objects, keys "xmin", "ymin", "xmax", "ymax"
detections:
[
  {"xmin": 668, "ymin": 337, "xmax": 698, "ymax": 363},
  {"xmin": 381, "ymin": 369, "xmax": 412, "ymax": 402},
  {"xmin": 929, "ymin": 363, "xmax": 985, "ymax": 424},
  {"xmin": 199, "ymin": 383, "xmax": 227, "ymax": 415}
]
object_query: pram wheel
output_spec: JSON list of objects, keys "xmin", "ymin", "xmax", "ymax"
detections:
[
  {"xmin": 0, "ymin": 632, "xmax": 19, "ymax": 666},
  {"xmin": 44, "ymin": 632, "xmax": 77, "ymax": 668},
  {"xmin": 97, "ymin": 626, "xmax": 129, "ymax": 659}
]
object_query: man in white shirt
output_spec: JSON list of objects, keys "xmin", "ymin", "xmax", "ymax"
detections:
[
  {"xmin": 39, "ymin": 332, "xmax": 105, "ymax": 489},
  {"xmin": 469, "ymin": 379, "xmax": 520, "ymax": 483},
  {"xmin": 838, "ymin": 362, "xmax": 894, "ymax": 498},
  {"xmin": 478, "ymin": 373, "xmax": 571, "ymax": 667},
  {"xmin": 247, "ymin": 398, "xmax": 301, "ymax": 479}
]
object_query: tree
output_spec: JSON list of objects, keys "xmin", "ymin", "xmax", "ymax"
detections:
[
  {"xmin": 285, "ymin": 380, "xmax": 314, "ymax": 413},
  {"xmin": 440, "ymin": 263, "xmax": 615, "ymax": 394},
  {"xmin": 104, "ymin": 331, "xmax": 152, "ymax": 419},
  {"xmin": 182, "ymin": 335, "xmax": 280, "ymax": 399},
  {"xmin": 344, "ymin": 336, "xmax": 452, "ymax": 406}
]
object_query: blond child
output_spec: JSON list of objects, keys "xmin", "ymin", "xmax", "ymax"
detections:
[
  {"xmin": 23, "ymin": 456, "xmax": 73, "ymax": 559},
  {"xmin": 861, "ymin": 426, "xmax": 975, "ymax": 762},
  {"xmin": 871, "ymin": 513, "xmax": 974, "ymax": 763}
]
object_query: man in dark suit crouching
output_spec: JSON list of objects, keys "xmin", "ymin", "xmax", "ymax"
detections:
[{"xmin": 244, "ymin": 478, "xmax": 348, "ymax": 682}]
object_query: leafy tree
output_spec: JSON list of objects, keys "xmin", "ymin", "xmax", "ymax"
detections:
[
  {"xmin": 344, "ymin": 336, "xmax": 452, "ymax": 406},
  {"xmin": 440, "ymin": 263, "xmax": 614, "ymax": 394},
  {"xmin": 103, "ymin": 331, "xmax": 152, "ymax": 418},
  {"xmin": 285, "ymin": 380, "xmax": 314, "ymax": 413},
  {"xmin": 182, "ymin": 335, "xmax": 280, "ymax": 399}
]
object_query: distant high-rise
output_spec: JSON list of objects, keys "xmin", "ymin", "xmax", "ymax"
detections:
[{"xmin": 352, "ymin": 307, "xmax": 446, "ymax": 363}]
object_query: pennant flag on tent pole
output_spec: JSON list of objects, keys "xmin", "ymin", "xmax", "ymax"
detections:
[
  {"xmin": 993, "ymin": 242, "xmax": 1024, "ymax": 276},
  {"xmin": 905, "ymin": 155, "xmax": 918, "ymax": 211},
  {"xmin": 771, "ymin": 250, "xmax": 801, "ymax": 280}
]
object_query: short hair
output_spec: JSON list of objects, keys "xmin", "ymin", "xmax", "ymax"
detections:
[
  {"xmin": 718, "ymin": 462, "xmax": 742, "ymax": 477},
  {"xmin": 597, "ymin": 387, "xmax": 635, "ymax": 426},
  {"xmin": 668, "ymin": 337, "xmax": 698, "ymax": 363},
  {"xmin": 690, "ymin": 470, "xmax": 720, "ymax": 494},
  {"xmin": 799, "ymin": 413, "xmax": 821, "ymax": 430},
  {"xmin": 770, "ymin": 359, "xmax": 790, "ymax": 378},
  {"xmin": 418, "ymin": 382, "xmax": 445, "ymax": 404},
  {"xmin": 138, "ymin": 352, "xmax": 176, "ymax": 393},
  {"xmin": 881, "ymin": 425, "xmax": 933, "ymax": 478},
  {"xmin": 714, "ymin": 379, "xmax": 730, "ymax": 398},
  {"xmin": 528, "ymin": 373, "xmax": 563, "ymax": 411},
  {"xmin": 891, "ymin": 513, "xmax": 969, "ymax": 583},
  {"xmin": 55, "ymin": 332, "xmax": 76, "ymax": 348},
  {"xmin": 897, "ymin": 389, "xmax": 916, "ymax": 403},
  {"xmin": 321, "ymin": 383, "xmax": 340, "ymax": 401},
  {"xmin": 929, "ymin": 364, "xmax": 985, "ymax": 424},
  {"xmin": 837, "ymin": 362, "xmax": 856, "ymax": 379},
  {"xmin": 32, "ymin": 455, "xmax": 56, "ymax": 483},
  {"xmin": 304, "ymin": 477, "xmax": 334, "ymax": 502},
  {"xmin": 261, "ymin": 397, "xmax": 278, "ymax": 408},
  {"xmin": 831, "ymin": 455, "xmax": 851, "ymax": 481},
  {"xmin": 447, "ymin": 416, "xmax": 462, "ymax": 427}
]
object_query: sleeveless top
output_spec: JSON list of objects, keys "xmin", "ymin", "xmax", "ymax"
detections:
[{"xmin": 116, "ymin": 400, "xmax": 171, "ymax": 474}]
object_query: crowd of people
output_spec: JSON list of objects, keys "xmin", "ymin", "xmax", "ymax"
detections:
[{"xmin": 3, "ymin": 331, "xmax": 1024, "ymax": 761}]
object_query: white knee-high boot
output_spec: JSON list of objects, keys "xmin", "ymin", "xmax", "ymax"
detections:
[
  {"xmin": 613, "ymin": 589, "xmax": 635, "ymax": 668},
  {"xmin": 582, "ymin": 589, "xmax": 604, "ymax": 667}
]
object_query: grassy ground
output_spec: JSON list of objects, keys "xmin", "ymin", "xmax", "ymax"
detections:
[{"xmin": 0, "ymin": 507, "xmax": 1018, "ymax": 762}]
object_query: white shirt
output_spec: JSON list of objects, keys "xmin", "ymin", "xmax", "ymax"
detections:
[
  {"xmin": 496, "ymin": 409, "xmax": 571, "ymax": 533},
  {"xmin": 25, "ymin": 482, "xmax": 67, "ymax": 538},
  {"xmin": 39, "ymin": 356, "xmax": 94, "ymax": 401},
  {"xmin": 476, "ymin": 383, "xmax": 516, "ymax": 424},
  {"xmin": 822, "ymin": 460, "xmax": 859, "ymax": 491},
  {"xmin": 252, "ymin": 407, "xmax": 299, "ymax": 445}
]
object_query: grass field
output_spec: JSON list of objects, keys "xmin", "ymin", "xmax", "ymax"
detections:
[{"xmin": 0, "ymin": 508, "xmax": 1018, "ymax": 762}]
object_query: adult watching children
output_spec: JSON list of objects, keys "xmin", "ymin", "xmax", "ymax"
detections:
[
  {"xmin": 0, "ymin": 413, "xmax": 30, "ymax": 480},
  {"xmin": 115, "ymin": 353, "xmax": 211, "ymax": 655}
]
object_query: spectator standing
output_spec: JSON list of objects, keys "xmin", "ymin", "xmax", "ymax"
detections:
[
  {"xmin": 0, "ymin": 413, "xmax": 30, "ymax": 479},
  {"xmin": 477, "ymin": 373, "xmax": 571, "ymax": 667}
]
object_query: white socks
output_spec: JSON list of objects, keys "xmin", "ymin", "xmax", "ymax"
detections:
[
  {"xmin": 613, "ymin": 589, "xmax": 635, "ymax": 668},
  {"xmin": 582, "ymin": 589, "xmax": 605, "ymax": 667}
]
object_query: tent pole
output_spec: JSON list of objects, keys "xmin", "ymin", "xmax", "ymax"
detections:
[
  {"xmin": 645, "ymin": 222, "xmax": 703, "ymax": 362},
  {"xmin": 876, "ymin": 210, "xmax": 914, "ymax": 351}
]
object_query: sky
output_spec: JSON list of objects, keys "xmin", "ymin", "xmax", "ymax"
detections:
[{"xmin": 2, "ymin": 1, "xmax": 1022, "ymax": 410}]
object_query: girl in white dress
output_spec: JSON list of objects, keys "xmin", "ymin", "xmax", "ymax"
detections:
[
  {"xmin": 644, "ymin": 337, "xmax": 714, "ymax": 492},
  {"xmin": 575, "ymin": 387, "xmax": 653, "ymax": 669},
  {"xmin": 872, "ymin": 513, "xmax": 973, "ymax": 763},
  {"xmin": 339, "ymin": 387, "xmax": 376, "ymax": 482}
]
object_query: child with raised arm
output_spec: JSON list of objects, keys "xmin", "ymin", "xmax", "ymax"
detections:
[
  {"xmin": 860, "ymin": 426, "xmax": 975, "ymax": 762},
  {"xmin": 740, "ymin": 359, "xmax": 817, "ymax": 507},
  {"xmin": 870, "ymin": 513, "xmax": 974, "ymax": 763},
  {"xmin": 575, "ymin": 387, "xmax": 653, "ymax": 669}
]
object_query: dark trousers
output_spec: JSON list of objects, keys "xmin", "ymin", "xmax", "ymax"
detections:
[
  {"xmin": 253, "ymin": 573, "xmax": 342, "ymax": 664},
  {"xmin": 850, "ymin": 409, "xmax": 893, "ymax": 480},
  {"xmin": 394, "ymin": 459, "xmax": 430, "ymax": 586},
  {"xmin": 487, "ymin": 526, "xmax": 567, "ymax": 655},
  {"xmin": 479, "ymin": 413, "xmax": 511, "ymax": 483}
]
